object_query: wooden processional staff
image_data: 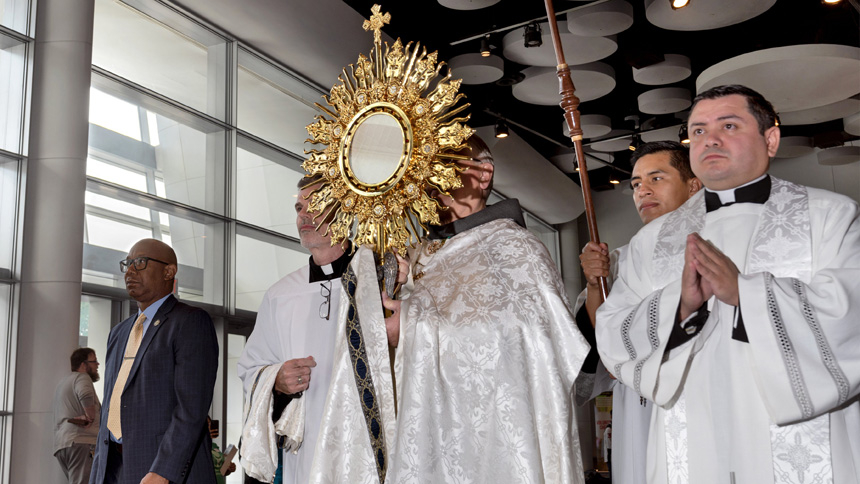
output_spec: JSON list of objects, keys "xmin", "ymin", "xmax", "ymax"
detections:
[{"xmin": 543, "ymin": 0, "xmax": 609, "ymax": 301}]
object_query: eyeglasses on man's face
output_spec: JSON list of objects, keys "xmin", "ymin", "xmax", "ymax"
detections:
[
  {"xmin": 84, "ymin": 360, "xmax": 99, "ymax": 366},
  {"xmin": 119, "ymin": 256, "xmax": 170, "ymax": 273}
]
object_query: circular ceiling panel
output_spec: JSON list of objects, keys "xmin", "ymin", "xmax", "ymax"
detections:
[
  {"xmin": 641, "ymin": 125, "xmax": 680, "ymax": 143},
  {"xmin": 775, "ymin": 136, "xmax": 814, "ymax": 159},
  {"xmin": 584, "ymin": 151, "xmax": 614, "ymax": 171},
  {"xmin": 779, "ymin": 98, "xmax": 860, "ymax": 126},
  {"xmin": 696, "ymin": 45, "xmax": 860, "ymax": 113},
  {"xmin": 845, "ymin": 112, "xmax": 860, "ymax": 137},
  {"xmin": 566, "ymin": 0, "xmax": 633, "ymax": 37},
  {"xmin": 632, "ymin": 54, "xmax": 691, "ymax": 86},
  {"xmin": 448, "ymin": 53, "xmax": 505, "ymax": 85},
  {"xmin": 503, "ymin": 22, "xmax": 617, "ymax": 67},
  {"xmin": 644, "ymin": 0, "xmax": 776, "ymax": 31},
  {"xmin": 438, "ymin": 0, "xmax": 500, "ymax": 10},
  {"xmin": 563, "ymin": 114, "xmax": 613, "ymax": 139},
  {"xmin": 638, "ymin": 87, "xmax": 691, "ymax": 115},
  {"xmin": 513, "ymin": 63, "xmax": 615, "ymax": 106},
  {"xmin": 549, "ymin": 150, "xmax": 606, "ymax": 173},
  {"xmin": 590, "ymin": 129, "xmax": 633, "ymax": 152},
  {"xmin": 818, "ymin": 145, "xmax": 860, "ymax": 166}
]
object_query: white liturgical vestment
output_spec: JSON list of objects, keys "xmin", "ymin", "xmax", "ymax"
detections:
[
  {"xmin": 238, "ymin": 262, "xmax": 344, "ymax": 484},
  {"xmin": 574, "ymin": 246, "xmax": 652, "ymax": 484},
  {"xmin": 310, "ymin": 247, "xmax": 396, "ymax": 484},
  {"xmin": 596, "ymin": 177, "xmax": 860, "ymax": 484},
  {"xmin": 390, "ymin": 211, "xmax": 591, "ymax": 484}
]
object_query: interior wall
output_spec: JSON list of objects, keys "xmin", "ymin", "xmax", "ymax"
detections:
[
  {"xmin": 585, "ymin": 187, "xmax": 644, "ymax": 254},
  {"xmin": 769, "ymin": 141, "xmax": 860, "ymax": 204}
]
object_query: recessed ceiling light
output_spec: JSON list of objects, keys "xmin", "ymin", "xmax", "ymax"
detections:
[
  {"xmin": 495, "ymin": 120, "xmax": 509, "ymax": 138},
  {"xmin": 480, "ymin": 35, "xmax": 491, "ymax": 57},
  {"xmin": 678, "ymin": 125, "xmax": 690, "ymax": 145},
  {"xmin": 523, "ymin": 23, "xmax": 542, "ymax": 48}
]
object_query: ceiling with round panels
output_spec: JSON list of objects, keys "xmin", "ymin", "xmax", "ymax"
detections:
[
  {"xmin": 566, "ymin": 0, "xmax": 633, "ymax": 37},
  {"xmin": 696, "ymin": 44, "xmax": 860, "ymax": 113},
  {"xmin": 644, "ymin": 0, "xmax": 777, "ymax": 31},
  {"xmin": 513, "ymin": 63, "xmax": 616, "ymax": 105},
  {"xmin": 501, "ymin": 23, "xmax": 617, "ymax": 67},
  {"xmin": 438, "ymin": 0, "xmax": 500, "ymax": 11},
  {"xmin": 632, "ymin": 54, "xmax": 690, "ymax": 86},
  {"xmin": 340, "ymin": 0, "xmax": 859, "ymax": 189},
  {"xmin": 448, "ymin": 53, "xmax": 505, "ymax": 85}
]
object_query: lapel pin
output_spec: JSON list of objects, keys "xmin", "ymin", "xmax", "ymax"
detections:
[{"xmin": 154, "ymin": 320, "xmax": 161, "ymax": 326}]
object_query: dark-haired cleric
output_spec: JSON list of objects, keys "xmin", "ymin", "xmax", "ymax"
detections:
[
  {"xmin": 575, "ymin": 140, "xmax": 701, "ymax": 483},
  {"xmin": 596, "ymin": 85, "xmax": 860, "ymax": 484}
]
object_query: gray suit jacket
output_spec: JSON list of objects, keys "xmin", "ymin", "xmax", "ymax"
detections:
[{"xmin": 90, "ymin": 295, "xmax": 219, "ymax": 484}]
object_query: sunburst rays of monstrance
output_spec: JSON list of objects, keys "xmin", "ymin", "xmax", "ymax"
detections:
[{"xmin": 302, "ymin": 4, "xmax": 474, "ymax": 257}]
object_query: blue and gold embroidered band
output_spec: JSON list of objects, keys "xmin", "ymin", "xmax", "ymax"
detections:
[{"xmin": 342, "ymin": 266, "xmax": 387, "ymax": 483}]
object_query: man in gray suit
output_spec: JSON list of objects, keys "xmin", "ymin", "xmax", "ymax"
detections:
[{"xmin": 90, "ymin": 239, "xmax": 219, "ymax": 484}]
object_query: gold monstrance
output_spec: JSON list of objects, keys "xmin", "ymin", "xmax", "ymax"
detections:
[{"xmin": 302, "ymin": 4, "xmax": 474, "ymax": 257}]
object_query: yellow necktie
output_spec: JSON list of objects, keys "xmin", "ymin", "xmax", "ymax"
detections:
[{"xmin": 106, "ymin": 313, "xmax": 146, "ymax": 439}]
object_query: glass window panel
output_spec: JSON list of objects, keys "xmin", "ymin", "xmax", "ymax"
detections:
[
  {"xmin": 92, "ymin": 0, "xmax": 227, "ymax": 117},
  {"xmin": 0, "ymin": 156, "xmax": 19, "ymax": 273},
  {"xmin": 235, "ymin": 234, "xmax": 306, "ymax": 311},
  {"xmin": 83, "ymin": 194, "xmax": 224, "ymax": 306},
  {"xmin": 88, "ymin": 86, "xmax": 226, "ymax": 214},
  {"xmin": 226, "ymin": 333, "xmax": 246, "ymax": 484},
  {"xmin": 236, "ymin": 146, "xmax": 303, "ymax": 237},
  {"xmin": 85, "ymin": 213, "xmax": 152, "ymax": 252},
  {"xmin": 0, "ymin": 0, "xmax": 30, "ymax": 36},
  {"xmin": 90, "ymin": 88, "xmax": 142, "ymax": 141},
  {"xmin": 86, "ymin": 157, "xmax": 148, "ymax": 191},
  {"xmin": 85, "ymin": 191, "xmax": 151, "ymax": 221},
  {"xmin": 78, "ymin": 295, "xmax": 113, "ymax": 400},
  {"xmin": 146, "ymin": 111, "xmax": 160, "ymax": 146},
  {"xmin": 237, "ymin": 50, "xmax": 321, "ymax": 155},
  {"xmin": 0, "ymin": 283, "xmax": 11, "ymax": 409},
  {"xmin": 0, "ymin": 34, "xmax": 26, "ymax": 154}
]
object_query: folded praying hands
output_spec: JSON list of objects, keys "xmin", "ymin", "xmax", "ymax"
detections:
[{"xmin": 680, "ymin": 233, "xmax": 739, "ymax": 320}]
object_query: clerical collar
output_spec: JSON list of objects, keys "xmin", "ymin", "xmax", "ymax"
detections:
[
  {"xmin": 426, "ymin": 198, "xmax": 527, "ymax": 240},
  {"xmin": 704, "ymin": 175, "xmax": 771, "ymax": 212},
  {"xmin": 308, "ymin": 243, "xmax": 354, "ymax": 283}
]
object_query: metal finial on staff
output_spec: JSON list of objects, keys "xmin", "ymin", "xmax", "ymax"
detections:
[{"xmin": 543, "ymin": 0, "xmax": 609, "ymax": 301}]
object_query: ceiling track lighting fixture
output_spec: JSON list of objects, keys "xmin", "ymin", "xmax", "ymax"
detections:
[
  {"xmin": 480, "ymin": 35, "xmax": 491, "ymax": 57},
  {"xmin": 628, "ymin": 134, "xmax": 642, "ymax": 151},
  {"xmin": 609, "ymin": 170, "xmax": 620, "ymax": 185},
  {"xmin": 821, "ymin": 0, "xmax": 842, "ymax": 4},
  {"xmin": 678, "ymin": 124, "xmax": 690, "ymax": 145},
  {"xmin": 523, "ymin": 22, "xmax": 542, "ymax": 48},
  {"xmin": 670, "ymin": 0, "xmax": 691, "ymax": 9},
  {"xmin": 495, "ymin": 120, "xmax": 510, "ymax": 139}
]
